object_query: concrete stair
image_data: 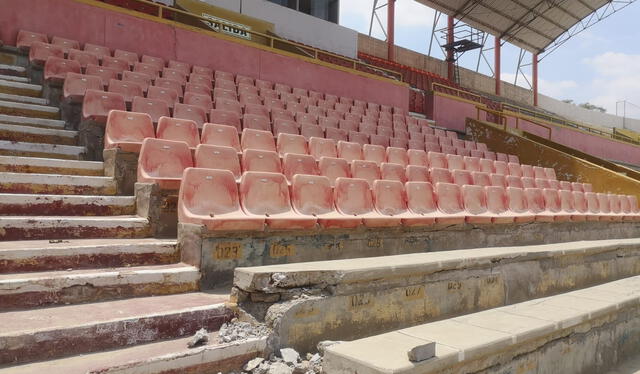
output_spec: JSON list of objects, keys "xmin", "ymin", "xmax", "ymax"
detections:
[
  {"xmin": 0, "ymin": 140, "xmax": 85, "ymax": 159},
  {"xmin": 0, "ymin": 123, "xmax": 77, "ymax": 145},
  {"xmin": 0, "ymin": 64, "xmax": 27, "ymax": 77},
  {"xmin": 0, "ymin": 99, "xmax": 59, "ymax": 119},
  {"xmin": 0, "ymin": 114, "xmax": 65, "ymax": 129},
  {"xmin": 0, "ymin": 155, "xmax": 103, "ymax": 175},
  {"xmin": 0, "ymin": 172, "xmax": 115, "ymax": 194},
  {"xmin": 0, "ymin": 193, "xmax": 135, "ymax": 215},
  {"xmin": 0, "ymin": 79, "xmax": 41, "ymax": 97},
  {"xmin": 0, "ymin": 92, "xmax": 48, "ymax": 105},
  {"xmin": 0, "ymin": 215, "xmax": 150, "ymax": 240}
]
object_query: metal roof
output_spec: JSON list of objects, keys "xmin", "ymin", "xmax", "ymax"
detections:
[{"xmin": 414, "ymin": 0, "xmax": 615, "ymax": 54}]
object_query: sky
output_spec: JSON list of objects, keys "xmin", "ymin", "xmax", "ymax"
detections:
[{"xmin": 338, "ymin": 0, "xmax": 640, "ymax": 119}]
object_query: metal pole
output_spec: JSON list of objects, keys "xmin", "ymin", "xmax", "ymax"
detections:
[
  {"xmin": 532, "ymin": 53, "xmax": 539, "ymax": 106},
  {"xmin": 447, "ymin": 15, "xmax": 454, "ymax": 81},
  {"xmin": 387, "ymin": 0, "xmax": 395, "ymax": 61},
  {"xmin": 494, "ymin": 36, "xmax": 501, "ymax": 96}
]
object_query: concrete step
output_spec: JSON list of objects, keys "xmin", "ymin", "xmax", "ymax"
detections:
[
  {"xmin": 0, "ymin": 263, "xmax": 199, "ymax": 310},
  {"xmin": 323, "ymin": 275, "xmax": 640, "ymax": 374},
  {"xmin": 0, "ymin": 155, "xmax": 103, "ymax": 176},
  {"xmin": 0, "ymin": 333, "xmax": 265, "ymax": 374},
  {"xmin": 0, "ymin": 172, "xmax": 115, "ymax": 195},
  {"xmin": 0, "ymin": 75, "xmax": 29, "ymax": 83},
  {"xmin": 0, "ymin": 238, "xmax": 178, "ymax": 273},
  {"xmin": 0, "ymin": 79, "xmax": 41, "ymax": 97},
  {"xmin": 0, "ymin": 92, "xmax": 48, "ymax": 105},
  {"xmin": 0, "ymin": 123, "xmax": 77, "ymax": 145},
  {"xmin": 0, "ymin": 114, "xmax": 65, "ymax": 129},
  {"xmin": 0, "ymin": 193, "xmax": 135, "ymax": 216},
  {"xmin": 0, "ymin": 215, "xmax": 149, "ymax": 241},
  {"xmin": 0, "ymin": 140, "xmax": 84, "ymax": 159},
  {"xmin": 0, "ymin": 292, "xmax": 233, "ymax": 366},
  {"xmin": 0, "ymin": 64, "xmax": 27, "ymax": 77},
  {"xmin": 0, "ymin": 99, "xmax": 59, "ymax": 119}
]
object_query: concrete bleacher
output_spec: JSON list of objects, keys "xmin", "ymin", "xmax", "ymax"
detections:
[{"xmin": 2, "ymin": 1, "xmax": 640, "ymax": 372}]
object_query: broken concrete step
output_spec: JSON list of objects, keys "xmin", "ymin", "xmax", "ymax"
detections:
[
  {"xmin": 0, "ymin": 79, "xmax": 41, "ymax": 97},
  {"xmin": 0, "ymin": 172, "xmax": 115, "ymax": 195},
  {"xmin": 0, "ymin": 263, "xmax": 199, "ymax": 310},
  {"xmin": 0, "ymin": 140, "xmax": 84, "ymax": 159},
  {"xmin": 0, "ymin": 155, "xmax": 103, "ymax": 176},
  {"xmin": 0, "ymin": 292, "xmax": 233, "ymax": 366},
  {"xmin": 0, "ymin": 99, "xmax": 59, "ymax": 119},
  {"xmin": 0, "ymin": 114, "xmax": 65, "ymax": 129},
  {"xmin": 0, "ymin": 64, "xmax": 27, "ymax": 77},
  {"xmin": 0, "ymin": 238, "xmax": 178, "ymax": 273},
  {"xmin": 0, "ymin": 193, "xmax": 135, "ymax": 216},
  {"xmin": 0, "ymin": 92, "xmax": 48, "ymax": 105},
  {"xmin": 0, "ymin": 123, "xmax": 77, "ymax": 145},
  {"xmin": 0, "ymin": 215, "xmax": 150, "ymax": 241},
  {"xmin": 0, "ymin": 334, "xmax": 265, "ymax": 374}
]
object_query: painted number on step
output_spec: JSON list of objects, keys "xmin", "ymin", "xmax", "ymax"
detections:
[
  {"xmin": 270, "ymin": 243, "xmax": 295, "ymax": 258},
  {"xmin": 349, "ymin": 294, "xmax": 371, "ymax": 308},
  {"xmin": 367, "ymin": 238, "xmax": 382, "ymax": 248},
  {"xmin": 324, "ymin": 241, "xmax": 345, "ymax": 251},
  {"xmin": 448, "ymin": 281, "xmax": 462, "ymax": 290},
  {"xmin": 404, "ymin": 286, "xmax": 425, "ymax": 300},
  {"xmin": 214, "ymin": 242, "xmax": 242, "ymax": 260}
]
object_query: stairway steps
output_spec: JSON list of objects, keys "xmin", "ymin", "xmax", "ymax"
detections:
[
  {"xmin": 0, "ymin": 92, "xmax": 48, "ymax": 105},
  {"xmin": 0, "ymin": 99, "xmax": 59, "ymax": 119},
  {"xmin": 0, "ymin": 215, "xmax": 149, "ymax": 241},
  {"xmin": 0, "ymin": 75, "xmax": 29, "ymax": 83},
  {"xmin": 0, "ymin": 238, "xmax": 178, "ymax": 273},
  {"xmin": 0, "ymin": 114, "xmax": 65, "ymax": 129},
  {"xmin": 0, "ymin": 80, "xmax": 42, "ymax": 97},
  {"xmin": 0, "ymin": 123, "xmax": 77, "ymax": 145},
  {"xmin": 0, "ymin": 64, "xmax": 27, "ymax": 77},
  {"xmin": 0, "ymin": 172, "xmax": 115, "ymax": 195},
  {"xmin": 0, "ymin": 155, "xmax": 103, "ymax": 176},
  {"xmin": 0, "ymin": 140, "xmax": 84, "ymax": 159},
  {"xmin": 0, "ymin": 193, "xmax": 135, "ymax": 216},
  {"xmin": 0, "ymin": 292, "xmax": 232, "ymax": 366}
]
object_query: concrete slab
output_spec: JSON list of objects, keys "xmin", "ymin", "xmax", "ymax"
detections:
[
  {"xmin": 0, "ymin": 215, "xmax": 149, "ymax": 240},
  {"xmin": 0, "ymin": 114, "xmax": 65, "ymax": 129},
  {"xmin": 0, "ymin": 79, "xmax": 41, "ymax": 97},
  {"xmin": 0, "ymin": 74, "xmax": 29, "ymax": 83},
  {"xmin": 0, "ymin": 92, "xmax": 47, "ymax": 105},
  {"xmin": 0, "ymin": 123, "xmax": 77, "ymax": 145},
  {"xmin": 0, "ymin": 140, "xmax": 84, "ymax": 159},
  {"xmin": 0, "ymin": 155, "xmax": 103, "ymax": 176},
  {"xmin": 0, "ymin": 193, "xmax": 135, "ymax": 216},
  {"xmin": 0, "ymin": 99, "xmax": 58, "ymax": 119},
  {"xmin": 0, "ymin": 172, "xmax": 115, "ymax": 195},
  {"xmin": 0, "ymin": 64, "xmax": 27, "ymax": 77}
]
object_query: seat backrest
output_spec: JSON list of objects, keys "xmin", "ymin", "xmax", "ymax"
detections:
[
  {"xmin": 309, "ymin": 137, "xmax": 337, "ymax": 159},
  {"xmin": 620, "ymin": 195, "xmax": 631, "ymax": 214},
  {"xmin": 319, "ymin": 157, "xmax": 350, "ymax": 186},
  {"xmin": 334, "ymin": 178, "xmax": 375, "ymax": 216},
  {"xmin": 485, "ymin": 186, "xmax": 508, "ymax": 214},
  {"xmin": 277, "ymin": 133, "xmax": 307, "ymax": 156},
  {"xmin": 462, "ymin": 184, "xmax": 488, "ymax": 215},
  {"xmin": 472, "ymin": 171, "xmax": 491, "ymax": 187},
  {"xmin": 490, "ymin": 173, "xmax": 506, "ymax": 188},
  {"xmin": 194, "ymin": 144, "xmax": 241, "ymax": 179},
  {"xmin": 105, "ymin": 110, "xmax": 154, "ymax": 146},
  {"xmin": 571, "ymin": 182, "xmax": 584, "ymax": 192},
  {"xmin": 326, "ymin": 127, "xmax": 348, "ymax": 142},
  {"xmin": 407, "ymin": 149, "xmax": 428, "ymax": 167},
  {"xmin": 132, "ymin": 96, "xmax": 170, "ymax": 123},
  {"xmin": 290, "ymin": 174, "xmax": 334, "ymax": 216},
  {"xmin": 173, "ymin": 103, "xmax": 207, "ymax": 127},
  {"xmin": 209, "ymin": 109, "xmax": 241, "ymax": 131},
  {"xmin": 179, "ymin": 168, "xmax": 240, "ymax": 216},
  {"xmin": 435, "ymin": 182, "xmax": 464, "ymax": 214},
  {"xmin": 242, "ymin": 113, "xmax": 271, "ymax": 132},
  {"xmin": 242, "ymin": 149, "xmax": 282, "ymax": 173},
  {"xmin": 363, "ymin": 144, "xmax": 386, "ymax": 165},
  {"xmin": 452, "ymin": 169, "xmax": 472, "ymax": 186},
  {"xmin": 534, "ymin": 178, "xmax": 550, "ymax": 189},
  {"xmin": 478, "ymin": 158, "xmax": 494, "ymax": 173},
  {"xmin": 463, "ymin": 156, "xmax": 481, "ymax": 172},
  {"xmin": 139, "ymin": 138, "xmax": 193, "ymax": 179},
  {"xmin": 559, "ymin": 181, "xmax": 572, "ymax": 191},
  {"xmin": 201, "ymin": 123, "xmax": 241, "ymax": 152},
  {"xmin": 506, "ymin": 176, "xmax": 523, "ymax": 189},
  {"xmin": 351, "ymin": 160, "xmax": 380, "ymax": 187},
  {"xmin": 373, "ymin": 180, "xmax": 408, "ymax": 216},
  {"xmin": 156, "ymin": 117, "xmax": 200, "ymax": 147},
  {"xmin": 548, "ymin": 180, "xmax": 560, "ymax": 190},
  {"xmin": 585, "ymin": 192, "xmax": 600, "ymax": 214},
  {"xmin": 524, "ymin": 188, "xmax": 545, "ymax": 214},
  {"xmin": 427, "ymin": 151, "xmax": 447, "ymax": 169},
  {"xmin": 573, "ymin": 191, "xmax": 587, "ymax": 213},
  {"xmin": 337, "ymin": 141, "xmax": 363, "ymax": 162},
  {"xmin": 406, "ymin": 182, "xmax": 437, "ymax": 214},
  {"xmin": 62, "ymin": 73, "xmax": 102, "ymax": 100},
  {"xmin": 240, "ymin": 172, "xmax": 292, "ymax": 216},
  {"xmin": 300, "ymin": 124, "xmax": 324, "ymax": 139},
  {"xmin": 507, "ymin": 162, "xmax": 523, "ymax": 177},
  {"xmin": 380, "ymin": 163, "xmax": 407, "ymax": 183},
  {"xmin": 521, "ymin": 165, "xmax": 534, "ymax": 178},
  {"xmin": 493, "ymin": 161, "xmax": 508, "ymax": 175},
  {"xmin": 283, "ymin": 153, "xmax": 319, "ymax": 181},
  {"xmin": 521, "ymin": 177, "xmax": 536, "ymax": 189},
  {"xmin": 82, "ymin": 89, "xmax": 126, "ymax": 121},
  {"xmin": 533, "ymin": 166, "xmax": 546, "ymax": 179},
  {"xmin": 629, "ymin": 195, "xmax": 639, "ymax": 213},
  {"xmin": 583, "ymin": 183, "xmax": 593, "ymax": 193},
  {"xmin": 559, "ymin": 189, "xmax": 575, "ymax": 213},
  {"xmin": 609, "ymin": 194, "xmax": 622, "ymax": 214},
  {"xmin": 241, "ymin": 128, "xmax": 276, "ymax": 152},
  {"xmin": 273, "ymin": 119, "xmax": 299, "ymax": 136},
  {"xmin": 506, "ymin": 187, "xmax": 527, "ymax": 214}
]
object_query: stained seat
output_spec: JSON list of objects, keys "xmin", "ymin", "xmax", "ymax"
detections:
[{"xmin": 137, "ymin": 138, "xmax": 193, "ymax": 190}]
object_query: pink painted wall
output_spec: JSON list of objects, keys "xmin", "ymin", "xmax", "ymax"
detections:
[
  {"xmin": 432, "ymin": 95, "xmax": 486, "ymax": 132},
  {"xmin": 0, "ymin": 0, "xmax": 409, "ymax": 109}
]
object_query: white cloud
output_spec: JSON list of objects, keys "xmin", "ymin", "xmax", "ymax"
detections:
[
  {"xmin": 340, "ymin": 0, "xmax": 434, "ymax": 38},
  {"xmin": 582, "ymin": 52, "xmax": 640, "ymax": 116},
  {"xmin": 500, "ymin": 72, "xmax": 578, "ymax": 99}
]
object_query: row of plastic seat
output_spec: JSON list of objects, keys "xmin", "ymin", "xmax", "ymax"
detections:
[{"xmin": 177, "ymin": 168, "xmax": 640, "ymax": 232}]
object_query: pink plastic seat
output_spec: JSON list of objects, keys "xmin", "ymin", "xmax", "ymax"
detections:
[
  {"xmin": 114, "ymin": 49, "xmax": 138, "ymax": 65},
  {"xmin": 178, "ymin": 168, "xmax": 264, "ymax": 231},
  {"xmin": 544, "ymin": 168, "xmax": 557, "ymax": 180},
  {"xmin": 121, "ymin": 71, "xmax": 152, "ymax": 91},
  {"xmin": 240, "ymin": 171, "xmax": 316, "ymax": 230},
  {"xmin": 242, "ymin": 114, "xmax": 271, "ymax": 132},
  {"xmin": 351, "ymin": 160, "xmax": 380, "ymax": 187},
  {"xmin": 461, "ymin": 185, "xmax": 492, "ymax": 224},
  {"xmin": 533, "ymin": 166, "xmax": 547, "ymax": 180},
  {"xmin": 68, "ymin": 49, "xmax": 100, "ymax": 69},
  {"xmin": 298, "ymin": 124, "xmax": 322, "ymax": 139},
  {"xmin": 137, "ymin": 138, "xmax": 193, "ymax": 190},
  {"xmin": 17, "ymin": 30, "xmax": 48, "ymax": 50},
  {"xmin": 570, "ymin": 182, "xmax": 584, "ymax": 192},
  {"xmin": 156, "ymin": 116, "xmax": 200, "ymax": 148},
  {"xmin": 334, "ymin": 178, "xmax": 394, "ymax": 228},
  {"xmin": 363, "ymin": 144, "xmax": 386, "ymax": 165},
  {"xmin": 374, "ymin": 180, "xmax": 434, "ymax": 226},
  {"xmin": 583, "ymin": 183, "xmax": 594, "ymax": 193},
  {"xmin": 242, "ymin": 149, "xmax": 282, "ymax": 173},
  {"xmin": 85, "ymin": 64, "xmax": 119, "ymax": 87},
  {"xmin": 62, "ymin": 73, "xmax": 102, "ymax": 103},
  {"xmin": 194, "ymin": 144, "xmax": 241, "ymax": 179},
  {"xmin": 540, "ymin": 188, "xmax": 571, "ymax": 221},
  {"xmin": 319, "ymin": 157, "xmax": 350, "ymax": 186},
  {"xmin": 608, "ymin": 194, "xmax": 624, "ymax": 221},
  {"xmin": 470, "ymin": 150, "xmax": 485, "ymax": 159},
  {"xmin": 184, "ymin": 92, "xmax": 213, "ymax": 111},
  {"xmin": 495, "ymin": 153, "xmax": 509, "ymax": 163},
  {"xmin": 485, "ymin": 186, "xmax": 515, "ymax": 223},
  {"xmin": 155, "ymin": 78, "xmax": 184, "ymax": 98},
  {"xmin": 586, "ymin": 192, "xmax": 604, "ymax": 221},
  {"xmin": 463, "ymin": 156, "xmax": 481, "ymax": 172},
  {"xmin": 102, "ymin": 56, "xmax": 130, "ymax": 72},
  {"xmin": 446, "ymin": 154, "xmax": 464, "ymax": 171},
  {"xmin": 349, "ymin": 131, "xmax": 369, "ymax": 146},
  {"xmin": 108, "ymin": 79, "xmax": 143, "ymax": 103},
  {"xmin": 370, "ymin": 134, "xmax": 390, "ymax": 148},
  {"xmin": 559, "ymin": 181, "xmax": 572, "ymax": 191},
  {"xmin": 201, "ymin": 123, "xmax": 241, "ymax": 152},
  {"xmin": 390, "ymin": 137, "xmax": 408, "ymax": 149},
  {"xmin": 472, "ymin": 171, "xmax": 491, "ymax": 187},
  {"xmin": 131, "ymin": 96, "xmax": 170, "ymax": 123},
  {"xmin": 382, "ymin": 147, "xmax": 406, "ymax": 167},
  {"xmin": 506, "ymin": 187, "xmax": 535, "ymax": 223},
  {"xmin": 216, "ymin": 99, "xmax": 243, "ymax": 117},
  {"xmin": 271, "ymin": 119, "xmax": 297, "ymax": 136},
  {"xmin": 405, "ymin": 165, "xmax": 428, "ymax": 182},
  {"xmin": 309, "ymin": 137, "xmax": 337, "ymax": 159},
  {"xmin": 464, "ymin": 140, "xmax": 477, "ymax": 150},
  {"xmin": 490, "ymin": 173, "xmax": 507, "ymax": 188},
  {"xmin": 337, "ymin": 141, "xmax": 363, "ymax": 162},
  {"xmin": 50, "ymin": 36, "xmax": 79, "ymax": 52},
  {"xmin": 215, "ymin": 79, "xmax": 237, "ymax": 92},
  {"xmin": 560, "ymin": 189, "xmax": 584, "ymax": 222},
  {"xmin": 244, "ymin": 104, "xmax": 270, "ymax": 119},
  {"xmin": 452, "ymin": 169, "xmax": 473, "ymax": 186},
  {"xmin": 283, "ymin": 153, "xmax": 319, "ymax": 181},
  {"xmin": 241, "ymin": 128, "xmax": 276, "ymax": 152},
  {"xmin": 406, "ymin": 149, "xmax": 427, "ymax": 167},
  {"xmin": 572, "ymin": 191, "xmax": 589, "ymax": 221},
  {"xmin": 291, "ymin": 175, "xmax": 361, "ymax": 229},
  {"xmin": 494, "ymin": 161, "xmax": 508, "ymax": 175},
  {"xmin": 506, "ymin": 176, "xmax": 524, "ymax": 189},
  {"xmin": 326, "ymin": 127, "xmax": 348, "ymax": 142},
  {"xmin": 380, "ymin": 162, "xmax": 407, "ymax": 183},
  {"xmin": 82, "ymin": 89, "xmax": 126, "ymax": 122},
  {"xmin": 428, "ymin": 151, "xmax": 447, "ymax": 169},
  {"xmin": 507, "ymin": 162, "xmax": 523, "ymax": 177},
  {"xmin": 430, "ymin": 167, "xmax": 453, "ymax": 185},
  {"xmin": 104, "ymin": 110, "xmax": 154, "ymax": 153},
  {"xmin": 508, "ymin": 155, "xmax": 520, "ymax": 164},
  {"xmin": 209, "ymin": 109, "xmax": 241, "ymax": 131},
  {"xmin": 524, "ymin": 188, "xmax": 552, "ymax": 222},
  {"xmin": 521, "ymin": 165, "xmax": 534, "ymax": 178},
  {"xmin": 163, "ymin": 67, "xmax": 187, "ymax": 83},
  {"xmin": 142, "ymin": 55, "xmax": 165, "ymax": 70},
  {"xmin": 403, "ymin": 182, "xmax": 438, "ymax": 226},
  {"xmin": 44, "ymin": 57, "xmax": 81, "ymax": 84},
  {"xmin": 521, "ymin": 177, "xmax": 536, "ymax": 189},
  {"xmin": 83, "ymin": 43, "xmax": 110, "ymax": 60},
  {"xmin": 168, "ymin": 60, "xmax": 191, "ymax": 74},
  {"xmin": 277, "ymin": 133, "xmax": 307, "ymax": 156},
  {"xmin": 434, "ymin": 182, "xmax": 466, "ymax": 224},
  {"xmin": 189, "ymin": 73, "xmax": 213, "ymax": 89},
  {"xmin": 173, "ymin": 103, "xmax": 207, "ymax": 128},
  {"xmin": 534, "ymin": 178, "xmax": 551, "ymax": 190},
  {"xmin": 213, "ymin": 88, "xmax": 237, "ymax": 102},
  {"xmin": 28, "ymin": 42, "xmax": 64, "ymax": 66}
]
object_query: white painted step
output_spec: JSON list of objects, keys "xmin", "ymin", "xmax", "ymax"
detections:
[
  {"xmin": 0, "ymin": 92, "xmax": 48, "ymax": 105},
  {"xmin": 0, "ymin": 74, "xmax": 29, "ymax": 83},
  {"xmin": 0, "ymin": 193, "xmax": 135, "ymax": 215},
  {"xmin": 0, "ymin": 140, "xmax": 85, "ymax": 159},
  {"xmin": 0, "ymin": 114, "xmax": 65, "ymax": 129},
  {"xmin": 0, "ymin": 155, "xmax": 103, "ymax": 175},
  {"xmin": 0, "ymin": 99, "xmax": 59, "ymax": 118},
  {"xmin": 0, "ymin": 79, "xmax": 41, "ymax": 97},
  {"xmin": 0, "ymin": 215, "xmax": 149, "ymax": 240},
  {"xmin": 0, "ymin": 172, "xmax": 116, "ymax": 195},
  {"xmin": 0, "ymin": 64, "xmax": 27, "ymax": 77},
  {"xmin": 0, "ymin": 123, "xmax": 77, "ymax": 144}
]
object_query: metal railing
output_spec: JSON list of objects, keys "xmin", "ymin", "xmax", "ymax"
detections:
[
  {"xmin": 476, "ymin": 105, "xmax": 552, "ymax": 139},
  {"xmin": 431, "ymin": 82, "xmax": 485, "ymax": 104},
  {"xmin": 88, "ymin": 0, "xmax": 403, "ymax": 81}
]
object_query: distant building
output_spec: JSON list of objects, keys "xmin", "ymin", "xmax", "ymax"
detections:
[{"xmin": 266, "ymin": 0, "xmax": 339, "ymax": 23}]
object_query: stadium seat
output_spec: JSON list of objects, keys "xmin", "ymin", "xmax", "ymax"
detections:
[
  {"xmin": 484, "ymin": 151, "xmax": 497, "ymax": 160},
  {"xmin": 494, "ymin": 161, "xmax": 508, "ymax": 175},
  {"xmin": 559, "ymin": 181, "xmax": 572, "ymax": 191},
  {"xmin": 608, "ymin": 194, "xmax": 624, "ymax": 221},
  {"xmin": 68, "ymin": 49, "xmax": 100, "ymax": 69},
  {"xmin": 446, "ymin": 154, "xmax": 464, "ymax": 171},
  {"xmin": 453, "ymin": 169, "xmax": 473, "ymax": 186},
  {"xmin": 389, "ymin": 138, "xmax": 408, "ymax": 149},
  {"xmin": 200, "ymin": 123, "xmax": 241, "ymax": 152},
  {"xmin": 403, "ymin": 182, "xmax": 438, "ymax": 226},
  {"xmin": 215, "ymin": 79, "xmax": 237, "ymax": 92},
  {"xmin": 334, "ymin": 178, "xmax": 393, "ymax": 227},
  {"xmin": 560, "ymin": 189, "xmax": 584, "ymax": 222},
  {"xmin": 380, "ymin": 162, "xmax": 406, "ymax": 183},
  {"xmin": 461, "ymin": 185, "xmax": 492, "ymax": 224},
  {"xmin": 241, "ymin": 149, "xmax": 282, "ymax": 173},
  {"xmin": 326, "ymin": 127, "xmax": 348, "ymax": 142},
  {"xmin": 407, "ymin": 149, "xmax": 428, "ymax": 167},
  {"xmin": 428, "ymin": 151, "xmax": 447, "ymax": 169},
  {"xmin": 507, "ymin": 162, "xmax": 523, "ymax": 177},
  {"xmin": 131, "ymin": 96, "xmax": 170, "ymax": 123},
  {"xmin": 155, "ymin": 78, "xmax": 184, "ymax": 98},
  {"xmin": 43, "ymin": 57, "xmax": 81, "ymax": 83},
  {"xmin": 545, "ymin": 168, "xmax": 557, "ymax": 180},
  {"xmin": 506, "ymin": 175, "xmax": 524, "ymax": 189},
  {"xmin": 102, "ymin": 56, "xmax": 130, "ymax": 72},
  {"xmin": 82, "ymin": 89, "xmax": 126, "ymax": 122},
  {"xmin": 189, "ymin": 73, "xmax": 213, "ymax": 89},
  {"xmin": 434, "ymin": 182, "xmax": 466, "ymax": 224},
  {"xmin": 386, "ymin": 147, "xmax": 408, "ymax": 166},
  {"xmin": 534, "ymin": 178, "xmax": 551, "ymax": 190},
  {"xmin": 114, "ymin": 49, "xmax": 138, "ymax": 65},
  {"xmin": 463, "ymin": 156, "xmax": 481, "ymax": 172},
  {"xmin": 178, "ymin": 168, "xmax": 264, "ymax": 231},
  {"xmin": 349, "ymin": 131, "xmax": 369, "ymax": 146},
  {"xmin": 239, "ymin": 171, "xmax": 316, "ymax": 230},
  {"xmin": 522, "ymin": 177, "xmax": 536, "ymax": 189},
  {"xmin": 163, "ymin": 67, "xmax": 187, "ymax": 83},
  {"xmin": 478, "ymin": 158, "xmax": 494, "ymax": 173},
  {"xmin": 62, "ymin": 73, "xmax": 102, "ymax": 102},
  {"xmin": 242, "ymin": 114, "xmax": 271, "ymax": 132},
  {"xmin": 300, "ymin": 124, "xmax": 324, "ymax": 139},
  {"xmin": 290, "ymin": 175, "xmax": 361, "ymax": 229},
  {"xmin": 506, "ymin": 187, "xmax": 535, "ymax": 223},
  {"xmin": 583, "ymin": 183, "xmax": 594, "ymax": 192},
  {"xmin": 319, "ymin": 157, "xmax": 350, "ymax": 187},
  {"xmin": 585, "ymin": 192, "xmax": 603, "ymax": 221},
  {"xmin": 241, "ymin": 128, "xmax": 276, "ymax": 152},
  {"xmin": 142, "ymin": 55, "xmax": 165, "ymax": 70},
  {"xmin": 137, "ymin": 138, "xmax": 193, "ymax": 190},
  {"xmin": 337, "ymin": 141, "xmax": 363, "ymax": 162},
  {"xmin": 373, "ymin": 179, "xmax": 434, "ymax": 226},
  {"xmin": 309, "ymin": 137, "xmax": 337, "ymax": 159},
  {"xmin": 28, "ymin": 42, "xmax": 64, "ymax": 66},
  {"xmin": 193, "ymin": 144, "xmax": 241, "ymax": 179},
  {"xmin": 490, "ymin": 173, "xmax": 506, "ymax": 188},
  {"xmin": 184, "ymin": 92, "xmax": 213, "ymax": 111},
  {"xmin": 496, "ymin": 153, "xmax": 509, "ymax": 163},
  {"xmin": 570, "ymin": 182, "xmax": 584, "ymax": 192},
  {"xmin": 209, "ymin": 109, "xmax": 241, "ymax": 131},
  {"xmin": 104, "ymin": 110, "xmax": 154, "ymax": 153},
  {"xmin": 276, "ymin": 133, "xmax": 307, "ymax": 156},
  {"xmin": 17, "ymin": 30, "xmax": 48, "ymax": 50},
  {"xmin": 363, "ymin": 144, "xmax": 386, "ymax": 165},
  {"xmin": 108, "ymin": 79, "xmax": 143, "ymax": 104},
  {"xmin": 521, "ymin": 165, "xmax": 535, "ymax": 178},
  {"xmin": 83, "ymin": 43, "xmax": 111, "ymax": 60},
  {"xmin": 121, "ymin": 71, "xmax": 152, "ymax": 91},
  {"xmin": 51, "ymin": 36, "xmax": 79, "ymax": 52},
  {"xmin": 430, "ymin": 167, "xmax": 453, "ymax": 184},
  {"xmin": 283, "ymin": 153, "xmax": 319, "ymax": 181},
  {"xmin": 524, "ymin": 188, "xmax": 550, "ymax": 222},
  {"xmin": 173, "ymin": 103, "xmax": 207, "ymax": 128},
  {"xmin": 351, "ymin": 160, "xmax": 380, "ymax": 187},
  {"xmin": 472, "ymin": 171, "xmax": 491, "ymax": 187},
  {"xmin": 485, "ymin": 186, "xmax": 515, "ymax": 224},
  {"xmin": 156, "ymin": 117, "xmax": 200, "ymax": 148},
  {"xmin": 540, "ymin": 188, "xmax": 571, "ymax": 221},
  {"xmin": 406, "ymin": 165, "xmax": 429, "ymax": 182},
  {"xmin": 85, "ymin": 64, "xmax": 119, "ymax": 87}
]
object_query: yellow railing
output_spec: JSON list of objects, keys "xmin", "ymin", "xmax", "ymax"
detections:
[
  {"xmin": 431, "ymin": 82, "xmax": 484, "ymax": 104},
  {"xmin": 476, "ymin": 105, "xmax": 552, "ymax": 140},
  {"xmin": 88, "ymin": 0, "xmax": 403, "ymax": 81}
]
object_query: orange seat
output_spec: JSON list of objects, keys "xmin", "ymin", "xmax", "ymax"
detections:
[
  {"xmin": 131, "ymin": 96, "xmax": 170, "ymax": 123},
  {"xmin": 62, "ymin": 73, "xmax": 102, "ymax": 103},
  {"xmin": 194, "ymin": 144, "xmax": 241, "ymax": 179},
  {"xmin": 240, "ymin": 171, "xmax": 316, "ymax": 230},
  {"xmin": 427, "ymin": 151, "xmax": 447, "ymax": 169},
  {"xmin": 178, "ymin": 168, "xmax": 264, "ymax": 231},
  {"xmin": 28, "ymin": 42, "xmax": 64, "ymax": 66},
  {"xmin": 334, "ymin": 178, "xmax": 391, "ymax": 228},
  {"xmin": 241, "ymin": 128, "xmax": 276, "ymax": 152},
  {"xmin": 337, "ymin": 141, "xmax": 363, "ymax": 162},
  {"xmin": 201, "ymin": 123, "xmax": 241, "ymax": 152},
  {"xmin": 461, "ymin": 185, "xmax": 493, "ymax": 224},
  {"xmin": 559, "ymin": 181, "xmax": 572, "ymax": 191},
  {"xmin": 570, "ymin": 182, "xmax": 584, "ymax": 192},
  {"xmin": 283, "ymin": 153, "xmax": 319, "ymax": 181},
  {"xmin": 351, "ymin": 160, "xmax": 380, "ymax": 187},
  {"xmin": 104, "ymin": 110, "xmax": 154, "ymax": 153},
  {"xmin": 380, "ymin": 162, "xmax": 406, "ymax": 183},
  {"xmin": 156, "ymin": 117, "xmax": 200, "ymax": 148},
  {"xmin": 82, "ymin": 89, "xmax": 126, "ymax": 122},
  {"xmin": 137, "ymin": 138, "xmax": 193, "ymax": 190},
  {"xmin": 373, "ymin": 180, "xmax": 433, "ymax": 226},
  {"xmin": 173, "ymin": 103, "xmax": 207, "ymax": 128},
  {"xmin": 43, "ymin": 57, "xmax": 81, "ymax": 84},
  {"xmin": 17, "ymin": 30, "xmax": 48, "ymax": 50},
  {"xmin": 108, "ymin": 79, "xmax": 143, "ymax": 103},
  {"xmin": 319, "ymin": 157, "xmax": 350, "ymax": 186},
  {"xmin": 534, "ymin": 177, "xmax": 551, "ymax": 189},
  {"xmin": 434, "ymin": 182, "xmax": 466, "ymax": 224},
  {"xmin": 363, "ymin": 144, "xmax": 386, "ymax": 165},
  {"xmin": 386, "ymin": 147, "xmax": 408, "ymax": 167},
  {"xmin": 209, "ymin": 109, "xmax": 242, "ymax": 131},
  {"xmin": 429, "ymin": 167, "xmax": 453, "ymax": 184},
  {"xmin": 241, "ymin": 149, "xmax": 282, "ymax": 173}
]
